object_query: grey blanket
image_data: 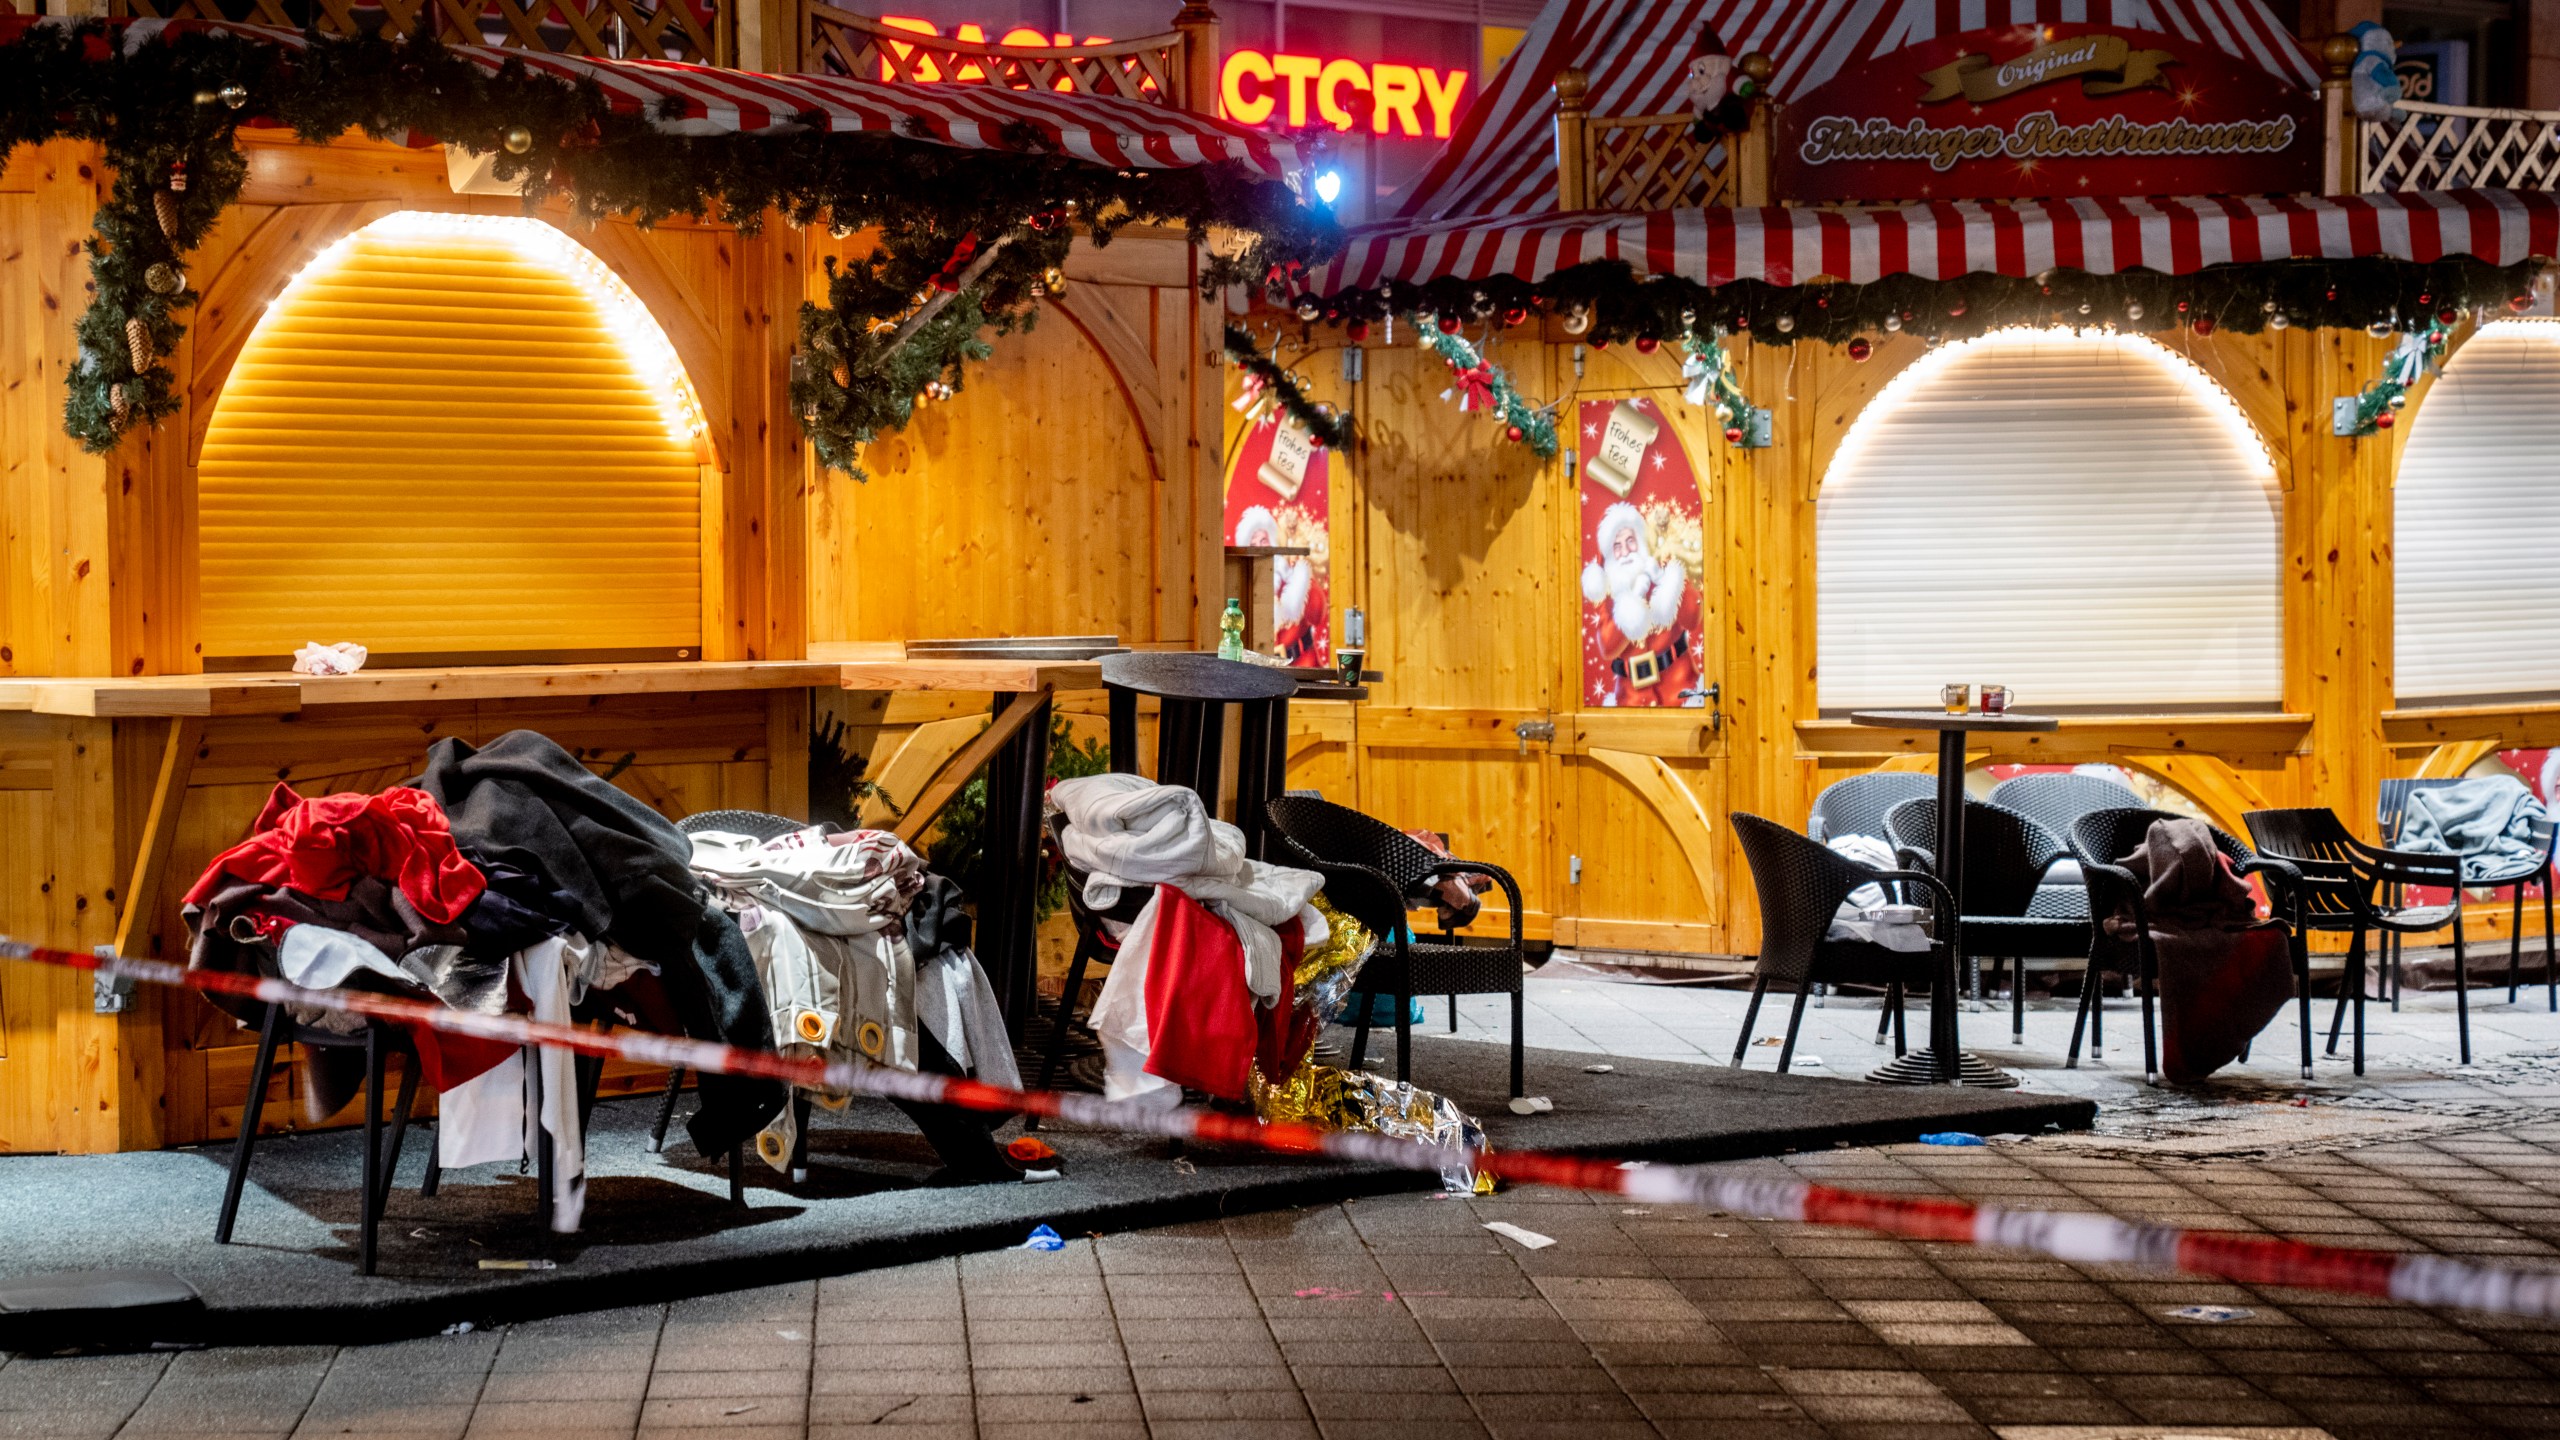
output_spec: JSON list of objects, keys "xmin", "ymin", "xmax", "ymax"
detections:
[{"xmin": 2399, "ymin": 777, "xmax": 2547, "ymax": 882}]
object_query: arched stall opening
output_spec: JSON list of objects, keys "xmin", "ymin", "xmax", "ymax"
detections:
[
  {"xmin": 197, "ymin": 211, "xmax": 716, "ymax": 668},
  {"xmin": 1816, "ymin": 328, "xmax": 2284, "ymax": 715}
]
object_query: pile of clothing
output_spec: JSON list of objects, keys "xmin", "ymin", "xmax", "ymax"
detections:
[
  {"xmin": 184, "ymin": 730, "xmax": 787, "ymax": 1230},
  {"xmin": 1051, "ymin": 774, "xmax": 1328, "ymax": 1106},
  {"xmin": 689, "ymin": 823, "xmax": 1022, "ymax": 1182}
]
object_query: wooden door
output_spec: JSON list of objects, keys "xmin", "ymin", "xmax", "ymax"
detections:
[{"xmin": 1550, "ymin": 350, "xmax": 1728, "ymax": 955}]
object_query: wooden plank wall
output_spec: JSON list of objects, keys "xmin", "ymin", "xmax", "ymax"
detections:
[{"xmin": 1270, "ymin": 318, "xmax": 2420, "ymax": 959}]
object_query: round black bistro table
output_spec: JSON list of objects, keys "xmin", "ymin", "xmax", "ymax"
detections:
[{"xmin": 1845, "ymin": 709, "xmax": 2060, "ymax": 1087}]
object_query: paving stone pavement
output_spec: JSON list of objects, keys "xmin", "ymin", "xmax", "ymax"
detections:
[
  {"xmin": 9, "ymin": 1119, "xmax": 2560, "ymax": 1440},
  {"xmin": 11, "ymin": 969, "xmax": 2560, "ymax": 1440}
]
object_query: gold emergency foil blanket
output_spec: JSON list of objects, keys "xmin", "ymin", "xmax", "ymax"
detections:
[
  {"xmin": 1248, "ymin": 1059, "xmax": 1490, "ymax": 1192},
  {"xmin": 1294, "ymin": 896, "xmax": 1373, "ymax": 1028}
]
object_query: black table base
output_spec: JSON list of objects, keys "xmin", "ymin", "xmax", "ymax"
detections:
[{"xmin": 1865, "ymin": 1047, "xmax": 2021, "ymax": 1088}]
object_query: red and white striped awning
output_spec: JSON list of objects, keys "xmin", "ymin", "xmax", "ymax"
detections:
[
  {"xmin": 1399, "ymin": 0, "xmax": 2316, "ymax": 222},
  {"xmin": 57, "ymin": 17, "xmax": 1298, "ymax": 182},
  {"xmin": 1312, "ymin": 191, "xmax": 2560, "ymax": 294}
]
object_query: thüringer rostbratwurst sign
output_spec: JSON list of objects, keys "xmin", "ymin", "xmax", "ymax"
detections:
[{"xmin": 1774, "ymin": 23, "xmax": 2321, "ymax": 203}]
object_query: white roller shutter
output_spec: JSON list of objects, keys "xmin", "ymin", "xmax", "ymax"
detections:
[
  {"xmin": 1816, "ymin": 329, "xmax": 2282, "ymax": 712},
  {"xmin": 2394, "ymin": 320, "xmax": 2560, "ymax": 704}
]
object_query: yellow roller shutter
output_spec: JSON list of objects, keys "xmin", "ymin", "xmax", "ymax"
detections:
[{"xmin": 199, "ymin": 212, "xmax": 707, "ymax": 665}]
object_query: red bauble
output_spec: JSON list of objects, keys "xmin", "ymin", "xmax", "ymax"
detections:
[
  {"xmin": 1732, "ymin": 314, "xmax": 1750, "ymax": 331},
  {"xmin": 1635, "ymin": 336, "xmax": 1659, "ymax": 353},
  {"xmin": 1346, "ymin": 319, "xmax": 1371, "ymax": 343},
  {"xmin": 2375, "ymin": 410, "xmax": 2396, "ymax": 429},
  {"xmin": 2437, "ymin": 307, "xmax": 2459, "ymax": 326},
  {"xmin": 1948, "ymin": 300, "xmax": 1968, "ymax": 318},
  {"xmin": 1590, "ymin": 337, "xmax": 1609, "ymax": 350},
  {"xmin": 2175, "ymin": 300, "xmax": 2190, "ymax": 314},
  {"xmin": 1502, "ymin": 306, "xmax": 1530, "ymax": 327},
  {"xmin": 2191, "ymin": 316, "xmax": 2216, "ymax": 336},
  {"xmin": 2418, "ymin": 292, "xmax": 2432, "ymax": 306},
  {"xmin": 1814, "ymin": 295, "xmax": 1830, "ymax": 310},
  {"xmin": 2510, "ymin": 293, "xmax": 2536, "ymax": 313},
  {"xmin": 1437, "ymin": 314, "xmax": 1462, "ymax": 334},
  {"xmin": 2325, "ymin": 287, "xmax": 2338, "ymax": 302},
  {"xmin": 1505, "ymin": 425, "xmax": 1524, "ymax": 442},
  {"xmin": 1723, "ymin": 425, "xmax": 1745, "ymax": 444},
  {"xmin": 1847, "ymin": 336, "xmax": 1873, "ymax": 362}
]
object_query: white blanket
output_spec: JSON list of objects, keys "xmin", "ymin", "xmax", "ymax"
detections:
[{"xmin": 1052, "ymin": 774, "xmax": 1327, "ymax": 1103}]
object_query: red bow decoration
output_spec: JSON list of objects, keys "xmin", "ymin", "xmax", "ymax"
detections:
[
  {"xmin": 1446, "ymin": 362, "xmax": 1497, "ymax": 412},
  {"xmin": 930, "ymin": 232, "xmax": 981, "ymax": 292}
]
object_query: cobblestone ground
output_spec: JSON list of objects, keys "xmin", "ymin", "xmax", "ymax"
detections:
[{"xmin": 11, "ymin": 974, "xmax": 2560, "ymax": 1440}]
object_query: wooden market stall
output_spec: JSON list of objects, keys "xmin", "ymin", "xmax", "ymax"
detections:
[
  {"xmin": 0, "ymin": 3, "xmax": 1301, "ymax": 1153},
  {"xmin": 1233, "ymin": 0, "xmax": 2560, "ymax": 963}
]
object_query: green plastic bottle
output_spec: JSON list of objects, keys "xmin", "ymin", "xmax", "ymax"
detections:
[{"xmin": 1218, "ymin": 597, "xmax": 1246, "ymax": 660}]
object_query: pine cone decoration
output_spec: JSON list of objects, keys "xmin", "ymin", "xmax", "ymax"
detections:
[
  {"xmin": 109, "ymin": 383, "xmax": 130, "ymax": 424},
  {"xmin": 154, "ymin": 189, "xmax": 181, "ymax": 240},
  {"xmin": 126, "ymin": 316, "xmax": 151, "ymax": 373}
]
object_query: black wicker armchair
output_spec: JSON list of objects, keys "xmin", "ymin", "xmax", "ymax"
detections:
[
  {"xmin": 2243, "ymin": 806, "xmax": 2463, "ymax": 1072},
  {"xmin": 1265, "ymin": 795, "xmax": 1531, "ymax": 1097},
  {"xmin": 1728, "ymin": 812, "xmax": 1954, "ymax": 1073},
  {"xmin": 1808, "ymin": 771, "xmax": 1936, "ymax": 844},
  {"xmin": 1883, "ymin": 797, "xmax": 2092, "ymax": 1047},
  {"xmin": 2069, "ymin": 808, "xmax": 2310, "ymax": 1083}
]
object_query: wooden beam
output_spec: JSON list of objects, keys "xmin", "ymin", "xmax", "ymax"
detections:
[
  {"xmin": 892, "ymin": 688, "xmax": 1051, "ymax": 846},
  {"xmin": 112, "ymin": 716, "xmax": 206, "ymax": 960}
]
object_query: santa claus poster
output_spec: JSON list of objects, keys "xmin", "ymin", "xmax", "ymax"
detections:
[
  {"xmin": 1579, "ymin": 397, "xmax": 1707, "ymax": 708},
  {"xmin": 1224, "ymin": 410, "xmax": 1330, "ymax": 666}
]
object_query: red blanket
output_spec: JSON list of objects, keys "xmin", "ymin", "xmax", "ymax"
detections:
[{"xmin": 1141, "ymin": 885, "xmax": 1305, "ymax": 1101}]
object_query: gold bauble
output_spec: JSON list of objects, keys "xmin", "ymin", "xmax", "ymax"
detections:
[
  {"xmin": 1042, "ymin": 265, "xmax": 1068, "ymax": 294},
  {"xmin": 502, "ymin": 125, "xmax": 535, "ymax": 156},
  {"xmin": 143, "ymin": 262, "xmax": 185, "ymax": 296}
]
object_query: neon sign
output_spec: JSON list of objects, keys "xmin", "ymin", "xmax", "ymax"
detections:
[
  {"xmin": 873, "ymin": 16, "xmax": 1467, "ymax": 137},
  {"xmin": 1220, "ymin": 51, "xmax": 1468, "ymax": 137}
]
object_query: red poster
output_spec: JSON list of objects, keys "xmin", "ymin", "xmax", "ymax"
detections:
[
  {"xmin": 1578, "ymin": 397, "xmax": 1706, "ymax": 709},
  {"xmin": 1224, "ymin": 412, "xmax": 1329, "ymax": 666},
  {"xmin": 1774, "ymin": 23, "xmax": 2320, "ymax": 203}
]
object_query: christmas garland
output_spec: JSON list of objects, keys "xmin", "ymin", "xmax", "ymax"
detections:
[
  {"xmin": 1680, "ymin": 329, "xmax": 1763, "ymax": 447},
  {"xmin": 2338, "ymin": 312, "xmax": 2455, "ymax": 435},
  {"xmin": 1221, "ymin": 324, "xmax": 1352, "ymax": 451},
  {"xmin": 1418, "ymin": 323, "xmax": 1559, "ymax": 459},
  {"xmin": 0, "ymin": 20, "xmax": 1334, "ymax": 466},
  {"xmin": 1290, "ymin": 257, "xmax": 2546, "ymax": 356}
]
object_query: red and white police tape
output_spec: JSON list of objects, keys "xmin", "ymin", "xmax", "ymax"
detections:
[{"xmin": 6, "ymin": 935, "xmax": 2557, "ymax": 1322}]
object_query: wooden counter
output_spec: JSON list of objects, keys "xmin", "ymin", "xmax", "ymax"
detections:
[
  {"xmin": 0, "ymin": 657, "xmax": 1116, "ymax": 718},
  {"xmin": 0, "ymin": 661, "xmax": 847, "ymax": 718}
]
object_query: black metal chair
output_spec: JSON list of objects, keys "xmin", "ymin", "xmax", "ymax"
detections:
[
  {"xmin": 2243, "ymin": 807, "xmax": 2465, "ymax": 1072},
  {"xmin": 216, "ymin": 1007, "xmax": 423, "ymax": 1276},
  {"xmin": 2069, "ymin": 808, "xmax": 2311, "ymax": 1082},
  {"xmin": 1265, "ymin": 795, "xmax": 1531, "ymax": 1097},
  {"xmin": 1728, "ymin": 812, "xmax": 1952, "ymax": 1072},
  {"xmin": 1988, "ymin": 771, "xmax": 2145, "ymax": 918},
  {"xmin": 2379, "ymin": 778, "xmax": 2558, "ymax": 1013},
  {"xmin": 1807, "ymin": 771, "xmax": 1935, "ymax": 844},
  {"xmin": 1883, "ymin": 797, "xmax": 2091, "ymax": 1047},
  {"xmin": 1103, "ymin": 652, "xmax": 1298, "ymax": 861}
]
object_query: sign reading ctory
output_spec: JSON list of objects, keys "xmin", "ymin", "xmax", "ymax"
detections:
[{"xmin": 1774, "ymin": 24, "xmax": 2320, "ymax": 203}]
